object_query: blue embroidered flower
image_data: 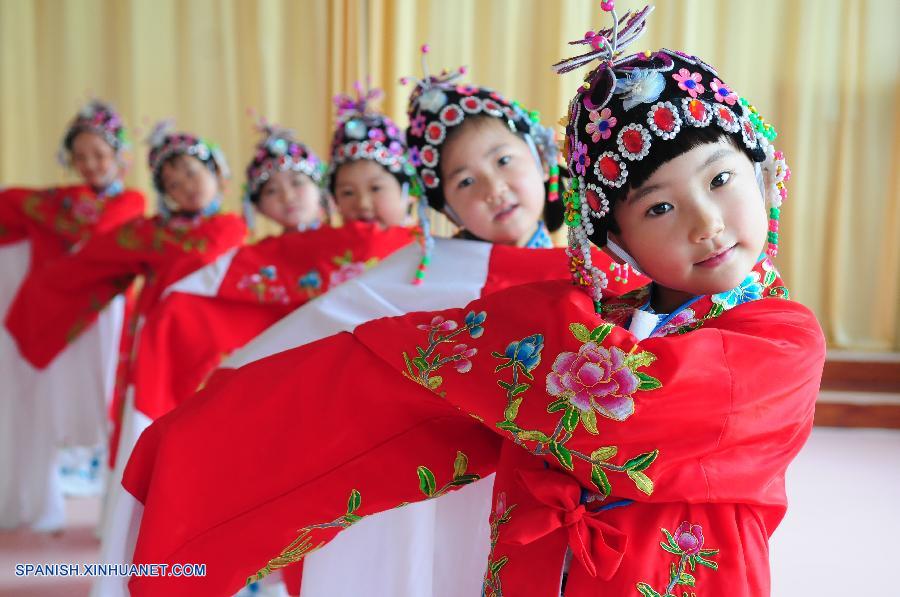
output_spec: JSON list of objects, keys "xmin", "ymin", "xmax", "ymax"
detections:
[
  {"xmin": 465, "ymin": 311, "xmax": 487, "ymax": 338},
  {"xmin": 297, "ymin": 269, "xmax": 322, "ymax": 290},
  {"xmin": 260, "ymin": 265, "xmax": 277, "ymax": 280},
  {"xmin": 711, "ymin": 272, "xmax": 763, "ymax": 309},
  {"xmin": 504, "ymin": 334, "xmax": 544, "ymax": 372}
]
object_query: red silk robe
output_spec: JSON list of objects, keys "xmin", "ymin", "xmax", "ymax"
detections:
[
  {"xmin": 0, "ymin": 184, "xmax": 145, "ymax": 270},
  {"xmin": 131, "ymin": 222, "xmax": 415, "ymax": 422},
  {"xmin": 5, "ymin": 213, "xmax": 246, "ymax": 369},
  {"xmin": 124, "ymin": 259, "xmax": 821, "ymax": 597}
]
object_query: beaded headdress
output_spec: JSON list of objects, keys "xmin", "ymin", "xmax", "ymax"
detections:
[
  {"xmin": 556, "ymin": 3, "xmax": 789, "ymax": 308},
  {"xmin": 328, "ymin": 80, "xmax": 416, "ymax": 191},
  {"xmin": 402, "ymin": 45, "xmax": 561, "ymax": 212},
  {"xmin": 146, "ymin": 120, "xmax": 230, "ymax": 195},
  {"xmin": 58, "ymin": 100, "xmax": 129, "ymax": 166}
]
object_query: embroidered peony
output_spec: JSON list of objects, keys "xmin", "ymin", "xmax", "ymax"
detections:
[
  {"xmin": 674, "ymin": 521, "xmax": 704, "ymax": 556},
  {"xmin": 546, "ymin": 343, "xmax": 637, "ymax": 421}
]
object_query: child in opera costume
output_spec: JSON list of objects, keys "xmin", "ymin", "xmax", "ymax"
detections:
[{"xmin": 0, "ymin": 100, "xmax": 144, "ymax": 531}]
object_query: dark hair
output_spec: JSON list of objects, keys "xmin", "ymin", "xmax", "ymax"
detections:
[
  {"xmin": 439, "ymin": 115, "xmax": 566, "ymax": 234},
  {"xmin": 592, "ymin": 127, "xmax": 757, "ymax": 243},
  {"xmin": 153, "ymin": 152, "xmax": 220, "ymax": 195}
]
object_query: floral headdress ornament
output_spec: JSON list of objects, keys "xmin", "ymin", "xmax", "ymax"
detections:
[
  {"xmin": 58, "ymin": 99, "xmax": 130, "ymax": 168},
  {"xmin": 555, "ymin": 2, "xmax": 789, "ymax": 311}
]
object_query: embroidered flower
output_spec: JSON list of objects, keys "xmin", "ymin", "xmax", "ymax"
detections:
[
  {"xmin": 711, "ymin": 271, "xmax": 763, "ymax": 309},
  {"xmin": 297, "ymin": 270, "xmax": 322, "ymax": 292},
  {"xmin": 672, "ymin": 68, "xmax": 705, "ymax": 98},
  {"xmin": 417, "ymin": 315, "xmax": 459, "ymax": 333},
  {"xmin": 451, "ymin": 343, "xmax": 477, "ymax": 373},
  {"xmin": 465, "ymin": 311, "xmax": 487, "ymax": 338},
  {"xmin": 367, "ymin": 128, "xmax": 386, "ymax": 143},
  {"xmin": 71, "ymin": 198, "xmax": 101, "ymax": 224},
  {"xmin": 456, "ymin": 84, "xmax": 479, "ymax": 96},
  {"xmin": 571, "ymin": 140, "xmax": 591, "ymax": 176},
  {"xmin": 328, "ymin": 261, "xmax": 369, "ymax": 286},
  {"xmin": 408, "ymin": 146, "xmax": 422, "ymax": 167},
  {"xmin": 546, "ymin": 343, "xmax": 637, "ymax": 421},
  {"xmin": 410, "ymin": 115, "xmax": 427, "ymax": 137},
  {"xmin": 586, "ymin": 108, "xmax": 617, "ymax": 142},
  {"xmin": 651, "ymin": 308, "xmax": 698, "ymax": 337},
  {"xmin": 613, "ymin": 69, "xmax": 666, "ymax": 111},
  {"xmin": 503, "ymin": 334, "xmax": 544, "ymax": 372},
  {"xmin": 385, "ymin": 123, "xmax": 399, "ymax": 138},
  {"xmin": 674, "ymin": 521, "xmax": 704, "ymax": 556},
  {"xmin": 709, "ymin": 78, "xmax": 738, "ymax": 105}
]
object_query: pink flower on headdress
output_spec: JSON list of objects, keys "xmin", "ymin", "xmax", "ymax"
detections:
[
  {"xmin": 672, "ymin": 68, "xmax": 705, "ymax": 98},
  {"xmin": 410, "ymin": 115, "xmax": 427, "ymax": 137},
  {"xmin": 585, "ymin": 108, "xmax": 617, "ymax": 142},
  {"xmin": 710, "ymin": 78, "xmax": 738, "ymax": 105},
  {"xmin": 368, "ymin": 128, "xmax": 386, "ymax": 143},
  {"xmin": 385, "ymin": 123, "xmax": 400, "ymax": 138},
  {"xmin": 456, "ymin": 84, "xmax": 479, "ymax": 96},
  {"xmin": 571, "ymin": 140, "xmax": 591, "ymax": 176},
  {"xmin": 408, "ymin": 146, "xmax": 422, "ymax": 166}
]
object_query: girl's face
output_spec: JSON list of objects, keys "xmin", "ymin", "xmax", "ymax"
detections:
[
  {"xmin": 608, "ymin": 138, "xmax": 768, "ymax": 312},
  {"xmin": 256, "ymin": 170, "xmax": 324, "ymax": 231},
  {"xmin": 440, "ymin": 118, "xmax": 546, "ymax": 246},
  {"xmin": 333, "ymin": 160, "xmax": 409, "ymax": 227},
  {"xmin": 159, "ymin": 154, "xmax": 220, "ymax": 213},
  {"xmin": 70, "ymin": 130, "xmax": 120, "ymax": 190}
]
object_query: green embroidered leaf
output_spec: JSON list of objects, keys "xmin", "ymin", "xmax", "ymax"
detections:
[
  {"xmin": 449, "ymin": 474, "xmax": 481, "ymax": 486},
  {"xmin": 768, "ymin": 285, "xmax": 789, "ymax": 298},
  {"xmin": 764, "ymin": 270, "xmax": 776, "ymax": 287},
  {"xmin": 589, "ymin": 323, "xmax": 614, "ymax": 343},
  {"xmin": 346, "ymin": 489, "xmax": 361, "ymax": 514},
  {"xmin": 677, "ymin": 572, "xmax": 695, "ymax": 586},
  {"xmin": 490, "ymin": 351, "xmax": 505, "ymax": 358},
  {"xmin": 517, "ymin": 430, "xmax": 552, "ymax": 443},
  {"xmin": 413, "ymin": 356, "xmax": 429, "ymax": 372},
  {"xmin": 624, "ymin": 350, "xmax": 656, "ymax": 370},
  {"xmin": 416, "ymin": 346, "xmax": 426, "ymax": 358},
  {"xmin": 518, "ymin": 364, "xmax": 535, "ymax": 381},
  {"xmin": 580, "ymin": 408, "xmax": 599, "ymax": 434},
  {"xmin": 698, "ymin": 548, "xmax": 720, "ymax": 556},
  {"xmin": 496, "ymin": 420, "xmax": 521, "ymax": 433},
  {"xmin": 498, "ymin": 503, "xmax": 516, "ymax": 524},
  {"xmin": 695, "ymin": 556, "xmax": 718, "ymax": 570},
  {"xmin": 708, "ymin": 303, "xmax": 725, "ymax": 318},
  {"xmin": 490, "ymin": 556, "xmax": 509, "ymax": 573},
  {"xmin": 623, "ymin": 450, "xmax": 659, "ymax": 472},
  {"xmin": 504, "ymin": 398, "xmax": 523, "ymax": 421},
  {"xmin": 635, "ymin": 583, "xmax": 662, "ymax": 597},
  {"xmin": 591, "ymin": 465, "xmax": 611, "ymax": 497},
  {"xmin": 427, "ymin": 376, "xmax": 443, "ymax": 390},
  {"xmin": 636, "ymin": 372, "xmax": 662, "ymax": 391},
  {"xmin": 562, "ymin": 407, "xmax": 579, "ymax": 432},
  {"xmin": 687, "ymin": 555, "xmax": 697, "ymax": 572},
  {"xmin": 497, "ymin": 380, "xmax": 512, "ymax": 390},
  {"xmin": 453, "ymin": 451, "xmax": 468, "ymax": 478},
  {"xmin": 547, "ymin": 397, "xmax": 569, "ymax": 413},
  {"xmin": 661, "ymin": 528, "xmax": 679, "ymax": 550},
  {"xmin": 494, "ymin": 361, "xmax": 514, "ymax": 373},
  {"xmin": 417, "ymin": 466, "xmax": 436, "ymax": 497},
  {"xmin": 342, "ymin": 513, "xmax": 363, "ymax": 525},
  {"xmin": 590, "ymin": 446, "xmax": 618, "ymax": 462},
  {"xmin": 659, "ymin": 541, "xmax": 681, "ymax": 555},
  {"xmin": 549, "ymin": 441, "xmax": 574, "ymax": 471},
  {"xmin": 569, "ymin": 323, "xmax": 591, "ymax": 343},
  {"xmin": 402, "ymin": 352, "xmax": 416, "ymax": 376},
  {"xmin": 627, "ymin": 469, "xmax": 654, "ymax": 495},
  {"xmin": 511, "ymin": 383, "xmax": 530, "ymax": 397}
]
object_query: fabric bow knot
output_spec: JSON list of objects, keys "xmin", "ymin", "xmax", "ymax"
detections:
[{"xmin": 501, "ymin": 467, "xmax": 627, "ymax": 580}]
